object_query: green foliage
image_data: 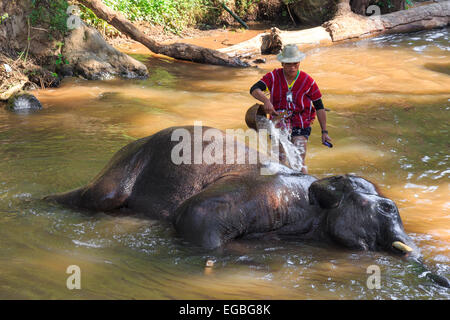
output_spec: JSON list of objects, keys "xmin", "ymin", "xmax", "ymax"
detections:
[
  {"xmin": 55, "ymin": 53, "xmax": 69, "ymax": 66},
  {"xmin": 79, "ymin": 5, "xmax": 120, "ymax": 37},
  {"xmin": 29, "ymin": 0, "xmax": 69, "ymax": 35},
  {"xmin": 80, "ymin": 0, "xmax": 210, "ymax": 34},
  {"xmin": 234, "ymin": 0, "xmax": 259, "ymax": 17},
  {"xmin": 373, "ymin": 0, "xmax": 407, "ymax": 9},
  {"xmin": 78, "ymin": 1, "xmax": 272, "ymax": 34},
  {"xmin": 373, "ymin": 0, "xmax": 392, "ymax": 8}
]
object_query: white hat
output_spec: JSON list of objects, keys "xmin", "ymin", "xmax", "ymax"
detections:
[{"xmin": 276, "ymin": 44, "xmax": 306, "ymax": 63}]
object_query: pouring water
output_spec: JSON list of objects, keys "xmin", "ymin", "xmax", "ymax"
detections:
[{"xmin": 255, "ymin": 115, "xmax": 305, "ymax": 173}]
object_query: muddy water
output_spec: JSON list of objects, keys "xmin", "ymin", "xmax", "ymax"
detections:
[{"xmin": 0, "ymin": 28, "xmax": 449, "ymax": 299}]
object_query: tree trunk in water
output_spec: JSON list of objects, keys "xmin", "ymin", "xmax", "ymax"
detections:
[
  {"xmin": 77, "ymin": 0, "xmax": 249, "ymax": 67},
  {"xmin": 218, "ymin": 26, "xmax": 332, "ymax": 57},
  {"xmin": 336, "ymin": 0, "xmax": 353, "ymax": 15},
  {"xmin": 324, "ymin": 0, "xmax": 449, "ymax": 42},
  {"xmin": 218, "ymin": 1, "xmax": 449, "ymax": 58}
]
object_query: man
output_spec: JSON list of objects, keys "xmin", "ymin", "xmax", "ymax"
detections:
[{"xmin": 250, "ymin": 44, "xmax": 331, "ymax": 173}]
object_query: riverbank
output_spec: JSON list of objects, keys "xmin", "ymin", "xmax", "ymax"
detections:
[
  {"xmin": 0, "ymin": 0, "xmax": 287, "ymax": 102},
  {"xmin": 1, "ymin": 0, "xmax": 448, "ymax": 103},
  {"xmin": 0, "ymin": 19, "xmax": 279, "ymax": 103}
]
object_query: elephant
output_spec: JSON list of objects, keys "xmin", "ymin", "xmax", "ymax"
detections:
[{"xmin": 45, "ymin": 125, "xmax": 449, "ymax": 288}]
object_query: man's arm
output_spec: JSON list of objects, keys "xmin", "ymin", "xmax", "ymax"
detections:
[
  {"xmin": 313, "ymin": 99, "xmax": 331, "ymax": 144},
  {"xmin": 250, "ymin": 81, "xmax": 278, "ymax": 116}
]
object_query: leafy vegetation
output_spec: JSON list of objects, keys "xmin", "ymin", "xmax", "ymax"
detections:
[
  {"xmin": 80, "ymin": 0, "xmax": 211, "ymax": 34},
  {"xmin": 78, "ymin": 0, "xmax": 267, "ymax": 34},
  {"xmin": 373, "ymin": 0, "xmax": 410, "ymax": 10},
  {"xmin": 29, "ymin": 0, "xmax": 69, "ymax": 35},
  {"xmin": 233, "ymin": 0, "xmax": 259, "ymax": 18},
  {"xmin": 78, "ymin": 5, "xmax": 120, "ymax": 37},
  {"xmin": 0, "ymin": 13, "xmax": 9, "ymax": 24}
]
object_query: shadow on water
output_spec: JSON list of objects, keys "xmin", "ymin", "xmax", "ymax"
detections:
[{"xmin": 424, "ymin": 63, "xmax": 450, "ymax": 76}]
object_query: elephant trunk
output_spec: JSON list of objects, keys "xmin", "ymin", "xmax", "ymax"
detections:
[
  {"xmin": 384, "ymin": 227, "xmax": 449, "ymax": 288},
  {"xmin": 408, "ymin": 256, "xmax": 450, "ymax": 288}
]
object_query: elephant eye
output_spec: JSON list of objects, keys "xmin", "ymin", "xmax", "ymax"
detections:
[{"xmin": 377, "ymin": 200, "xmax": 397, "ymax": 216}]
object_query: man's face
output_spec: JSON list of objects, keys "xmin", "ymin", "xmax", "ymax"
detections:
[{"xmin": 282, "ymin": 62, "xmax": 300, "ymax": 78}]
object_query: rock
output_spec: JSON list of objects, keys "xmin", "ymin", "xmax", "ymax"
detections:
[
  {"xmin": 253, "ymin": 58, "xmax": 266, "ymax": 64},
  {"xmin": 6, "ymin": 92, "xmax": 42, "ymax": 112},
  {"xmin": 291, "ymin": 0, "xmax": 338, "ymax": 26},
  {"xmin": 56, "ymin": 64, "xmax": 74, "ymax": 78},
  {"xmin": 63, "ymin": 22, "xmax": 149, "ymax": 80}
]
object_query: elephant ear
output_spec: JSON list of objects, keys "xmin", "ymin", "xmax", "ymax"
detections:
[{"xmin": 308, "ymin": 176, "xmax": 347, "ymax": 209}]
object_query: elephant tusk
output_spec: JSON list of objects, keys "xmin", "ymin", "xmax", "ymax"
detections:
[{"xmin": 392, "ymin": 241, "xmax": 413, "ymax": 253}]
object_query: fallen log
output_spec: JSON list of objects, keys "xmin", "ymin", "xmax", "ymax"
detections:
[
  {"xmin": 218, "ymin": 0, "xmax": 450, "ymax": 57},
  {"xmin": 324, "ymin": 0, "xmax": 450, "ymax": 41},
  {"xmin": 218, "ymin": 26, "xmax": 332, "ymax": 57},
  {"xmin": 77, "ymin": 0, "xmax": 249, "ymax": 67}
]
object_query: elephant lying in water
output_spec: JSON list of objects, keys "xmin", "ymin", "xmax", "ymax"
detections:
[{"xmin": 45, "ymin": 126, "xmax": 449, "ymax": 288}]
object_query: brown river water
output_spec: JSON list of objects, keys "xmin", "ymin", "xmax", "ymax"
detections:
[{"xmin": 0, "ymin": 28, "xmax": 449, "ymax": 299}]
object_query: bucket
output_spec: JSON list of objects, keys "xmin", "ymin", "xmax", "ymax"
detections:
[{"xmin": 245, "ymin": 104, "xmax": 266, "ymax": 130}]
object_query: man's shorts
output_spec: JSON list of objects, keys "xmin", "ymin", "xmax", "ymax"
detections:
[{"xmin": 291, "ymin": 127, "xmax": 312, "ymax": 139}]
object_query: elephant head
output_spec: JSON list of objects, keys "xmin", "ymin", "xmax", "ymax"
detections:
[
  {"xmin": 308, "ymin": 175, "xmax": 417, "ymax": 256},
  {"xmin": 308, "ymin": 174, "xmax": 450, "ymax": 288}
]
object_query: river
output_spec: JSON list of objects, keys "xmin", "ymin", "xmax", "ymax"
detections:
[{"xmin": 0, "ymin": 27, "xmax": 448, "ymax": 299}]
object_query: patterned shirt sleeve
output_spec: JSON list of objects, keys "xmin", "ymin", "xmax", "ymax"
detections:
[
  {"xmin": 261, "ymin": 71, "xmax": 274, "ymax": 92},
  {"xmin": 307, "ymin": 79, "xmax": 322, "ymax": 101}
]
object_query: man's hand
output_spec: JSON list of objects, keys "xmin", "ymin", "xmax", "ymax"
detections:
[
  {"xmin": 250, "ymin": 88, "xmax": 278, "ymax": 116},
  {"xmin": 322, "ymin": 132, "xmax": 331, "ymax": 144},
  {"xmin": 263, "ymin": 100, "xmax": 278, "ymax": 116},
  {"xmin": 316, "ymin": 109, "xmax": 331, "ymax": 146}
]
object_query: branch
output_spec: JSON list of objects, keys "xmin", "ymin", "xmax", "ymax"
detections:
[{"xmin": 77, "ymin": 0, "xmax": 249, "ymax": 67}]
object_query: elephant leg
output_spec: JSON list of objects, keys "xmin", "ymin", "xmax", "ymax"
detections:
[
  {"xmin": 172, "ymin": 173, "xmax": 290, "ymax": 249},
  {"xmin": 45, "ymin": 138, "xmax": 149, "ymax": 212},
  {"xmin": 172, "ymin": 175, "xmax": 248, "ymax": 249}
]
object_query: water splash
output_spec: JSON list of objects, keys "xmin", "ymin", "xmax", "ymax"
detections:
[{"xmin": 255, "ymin": 116, "xmax": 305, "ymax": 172}]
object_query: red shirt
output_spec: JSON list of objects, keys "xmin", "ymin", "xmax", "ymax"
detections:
[{"xmin": 261, "ymin": 68, "xmax": 322, "ymax": 129}]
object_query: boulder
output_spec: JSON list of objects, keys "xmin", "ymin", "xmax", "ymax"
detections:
[
  {"xmin": 63, "ymin": 22, "xmax": 149, "ymax": 80},
  {"xmin": 291, "ymin": 0, "xmax": 338, "ymax": 26},
  {"xmin": 6, "ymin": 92, "xmax": 42, "ymax": 112}
]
